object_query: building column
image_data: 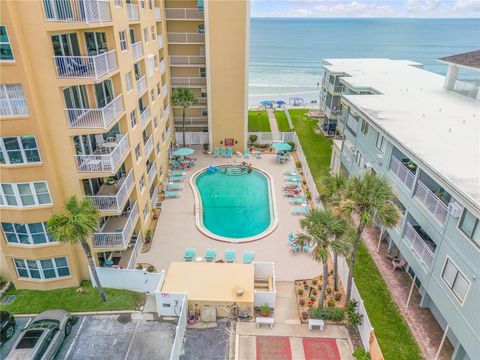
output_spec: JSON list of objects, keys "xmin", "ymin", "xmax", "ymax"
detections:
[
  {"xmin": 434, "ymin": 324, "xmax": 450, "ymax": 360},
  {"xmin": 443, "ymin": 64, "xmax": 458, "ymax": 91},
  {"xmin": 406, "ymin": 274, "xmax": 416, "ymax": 308}
]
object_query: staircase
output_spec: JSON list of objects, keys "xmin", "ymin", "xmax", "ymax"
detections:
[
  {"xmin": 225, "ymin": 166, "xmax": 246, "ymax": 176},
  {"xmin": 254, "ymin": 277, "xmax": 273, "ymax": 291}
]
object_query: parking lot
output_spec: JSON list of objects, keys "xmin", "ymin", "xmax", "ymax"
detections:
[{"xmin": 0, "ymin": 314, "xmax": 176, "ymax": 360}]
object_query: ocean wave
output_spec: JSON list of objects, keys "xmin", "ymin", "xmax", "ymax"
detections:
[
  {"xmin": 249, "ymin": 84, "xmax": 319, "ymax": 89},
  {"xmin": 249, "ymin": 90, "xmax": 319, "ymax": 97}
]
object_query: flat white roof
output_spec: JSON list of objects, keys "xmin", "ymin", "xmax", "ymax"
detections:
[{"xmin": 324, "ymin": 59, "xmax": 480, "ymax": 209}]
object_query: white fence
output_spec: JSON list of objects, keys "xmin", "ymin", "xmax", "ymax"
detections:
[
  {"xmin": 253, "ymin": 262, "xmax": 276, "ymax": 308},
  {"xmin": 175, "ymin": 132, "xmax": 209, "ymax": 145},
  {"xmin": 247, "ymin": 131, "xmax": 296, "ymax": 145},
  {"xmin": 127, "ymin": 234, "xmax": 143, "ymax": 269},
  {"xmin": 90, "ymin": 267, "xmax": 165, "ymax": 293},
  {"xmin": 170, "ymin": 294, "xmax": 188, "ymax": 360}
]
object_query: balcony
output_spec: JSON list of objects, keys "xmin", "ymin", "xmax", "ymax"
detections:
[
  {"xmin": 171, "ymin": 77, "xmax": 206, "ymax": 87},
  {"xmin": 136, "ymin": 75, "xmax": 147, "ymax": 96},
  {"xmin": 140, "ymin": 106, "xmax": 151, "ymax": 127},
  {"xmin": 164, "ymin": 105, "xmax": 170, "ymax": 119},
  {"xmin": 92, "ymin": 201, "xmax": 139, "ymax": 249},
  {"xmin": 172, "ymin": 97, "xmax": 206, "ymax": 108},
  {"xmin": 325, "ymin": 81, "xmax": 344, "ymax": 94},
  {"xmin": 324, "ymin": 106, "xmax": 342, "ymax": 121},
  {"xmin": 147, "ymin": 162, "xmax": 157, "ymax": 184},
  {"xmin": 174, "ymin": 116, "xmax": 208, "ymax": 127},
  {"xmin": 75, "ymin": 133, "xmax": 129, "ymax": 173},
  {"xmin": 162, "ymin": 83, "xmax": 168, "ymax": 97},
  {"xmin": 170, "ymin": 55, "xmax": 205, "ymax": 66},
  {"xmin": 159, "ymin": 59, "xmax": 166, "ymax": 73},
  {"xmin": 131, "ymin": 41, "xmax": 143, "ymax": 60},
  {"xmin": 53, "ymin": 50, "xmax": 117, "ymax": 79},
  {"xmin": 167, "ymin": 32, "xmax": 204, "ymax": 43},
  {"xmin": 341, "ymin": 142, "xmax": 354, "ymax": 164},
  {"xmin": 144, "ymin": 135, "xmax": 154, "ymax": 157},
  {"xmin": 43, "ymin": 0, "xmax": 111, "ymax": 23},
  {"xmin": 127, "ymin": 3, "xmax": 139, "ymax": 21},
  {"xmin": 155, "ymin": 6, "xmax": 161, "ymax": 20},
  {"xmin": 157, "ymin": 34, "xmax": 164, "ymax": 48},
  {"xmin": 165, "ymin": 8, "xmax": 203, "ymax": 20},
  {"xmin": 389, "ymin": 157, "xmax": 415, "ymax": 190},
  {"xmin": 150, "ymin": 186, "xmax": 159, "ymax": 208},
  {"xmin": 405, "ymin": 223, "xmax": 435, "ymax": 270},
  {"xmin": 414, "ymin": 180, "xmax": 448, "ymax": 224},
  {"xmin": 85, "ymin": 170, "xmax": 134, "ymax": 213},
  {"xmin": 65, "ymin": 94, "xmax": 124, "ymax": 129},
  {"xmin": 345, "ymin": 113, "xmax": 358, "ymax": 134}
]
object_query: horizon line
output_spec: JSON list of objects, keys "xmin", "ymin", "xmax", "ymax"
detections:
[{"xmin": 250, "ymin": 16, "xmax": 480, "ymax": 20}]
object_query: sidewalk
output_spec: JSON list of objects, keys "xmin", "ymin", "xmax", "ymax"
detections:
[{"xmin": 267, "ymin": 108, "xmax": 279, "ymax": 132}]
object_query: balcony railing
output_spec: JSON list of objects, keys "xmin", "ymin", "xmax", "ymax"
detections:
[
  {"xmin": 53, "ymin": 50, "xmax": 117, "ymax": 79},
  {"xmin": 127, "ymin": 3, "xmax": 139, "ymax": 21},
  {"xmin": 140, "ymin": 106, "xmax": 151, "ymax": 127},
  {"xmin": 164, "ymin": 105, "xmax": 170, "ymax": 119},
  {"xmin": 136, "ymin": 75, "xmax": 147, "ymax": 96},
  {"xmin": 167, "ymin": 32, "xmax": 205, "ymax": 43},
  {"xmin": 341, "ymin": 144, "xmax": 354, "ymax": 163},
  {"xmin": 147, "ymin": 162, "xmax": 157, "ymax": 183},
  {"xmin": 171, "ymin": 77, "xmax": 206, "ymax": 87},
  {"xmin": 165, "ymin": 8, "xmax": 203, "ymax": 20},
  {"xmin": 389, "ymin": 157, "xmax": 415, "ymax": 190},
  {"xmin": 405, "ymin": 223, "xmax": 435, "ymax": 269},
  {"xmin": 157, "ymin": 34, "xmax": 164, "ymax": 48},
  {"xmin": 155, "ymin": 6, "xmax": 161, "ymax": 20},
  {"xmin": 131, "ymin": 41, "xmax": 143, "ymax": 60},
  {"xmin": 170, "ymin": 55, "xmax": 205, "ymax": 66},
  {"xmin": 43, "ymin": 0, "xmax": 111, "ymax": 23},
  {"xmin": 162, "ymin": 83, "xmax": 168, "ymax": 97},
  {"xmin": 414, "ymin": 181, "xmax": 448, "ymax": 224},
  {"xmin": 75, "ymin": 134, "xmax": 129, "ymax": 173},
  {"xmin": 65, "ymin": 94, "xmax": 124, "ymax": 129},
  {"xmin": 144, "ymin": 135, "xmax": 154, "ymax": 156},
  {"xmin": 346, "ymin": 114, "xmax": 358, "ymax": 134},
  {"xmin": 85, "ymin": 170, "xmax": 134, "ymax": 213},
  {"xmin": 159, "ymin": 59, "xmax": 166, "ymax": 73},
  {"xmin": 93, "ymin": 201, "xmax": 139, "ymax": 249},
  {"xmin": 127, "ymin": 233, "xmax": 143, "ymax": 269},
  {"xmin": 166, "ymin": 127, "xmax": 172, "ymax": 141},
  {"xmin": 174, "ymin": 116, "xmax": 208, "ymax": 127},
  {"xmin": 150, "ymin": 186, "xmax": 159, "ymax": 209}
]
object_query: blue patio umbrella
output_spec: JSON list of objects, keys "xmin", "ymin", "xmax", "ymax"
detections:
[
  {"xmin": 173, "ymin": 147, "xmax": 194, "ymax": 156},
  {"xmin": 260, "ymin": 100, "xmax": 273, "ymax": 106},
  {"xmin": 272, "ymin": 142, "xmax": 292, "ymax": 151},
  {"xmin": 276, "ymin": 100, "xmax": 286, "ymax": 105}
]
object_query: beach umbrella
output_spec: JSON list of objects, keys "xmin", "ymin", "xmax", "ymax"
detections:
[
  {"xmin": 173, "ymin": 147, "xmax": 194, "ymax": 156},
  {"xmin": 272, "ymin": 142, "xmax": 292, "ymax": 151},
  {"xmin": 260, "ymin": 100, "xmax": 273, "ymax": 106},
  {"xmin": 276, "ymin": 100, "xmax": 286, "ymax": 105}
]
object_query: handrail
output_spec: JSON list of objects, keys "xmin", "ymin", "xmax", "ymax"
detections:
[
  {"xmin": 131, "ymin": 41, "xmax": 143, "ymax": 59},
  {"xmin": 85, "ymin": 170, "xmax": 134, "ymax": 212},
  {"xmin": 170, "ymin": 55, "xmax": 206, "ymax": 66},
  {"xmin": 65, "ymin": 94, "xmax": 124, "ymax": 129},
  {"xmin": 53, "ymin": 49, "xmax": 117, "ymax": 79},
  {"xmin": 405, "ymin": 223, "xmax": 434, "ymax": 269},
  {"xmin": 75, "ymin": 134, "xmax": 129, "ymax": 173},
  {"xmin": 389, "ymin": 157, "xmax": 415, "ymax": 190},
  {"xmin": 414, "ymin": 180, "xmax": 448, "ymax": 224}
]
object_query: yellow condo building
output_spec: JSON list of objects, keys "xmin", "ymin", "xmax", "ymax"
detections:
[{"xmin": 0, "ymin": 0, "xmax": 249, "ymax": 290}]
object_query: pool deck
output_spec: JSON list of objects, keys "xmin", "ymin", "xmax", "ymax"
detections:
[{"xmin": 137, "ymin": 148, "xmax": 322, "ymax": 281}]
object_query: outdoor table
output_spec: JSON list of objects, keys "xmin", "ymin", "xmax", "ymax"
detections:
[{"xmin": 101, "ymin": 142, "xmax": 117, "ymax": 153}]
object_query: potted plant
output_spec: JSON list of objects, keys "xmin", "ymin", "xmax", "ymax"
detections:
[
  {"xmin": 147, "ymin": 265, "xmax": 155, "ymax": 272},
  {"xmin": 306, "ymin": 190, "xmax": 312, "ymax": 200},
  {"xmin": 145, "ymin": 229, "xmax": 153, "ymax": 244},
  {"xmin": 297, "ymin": 289, "xmax": 304, "ymax": 296},
  {"xmin": 327, "ymin": 299, "xmax": 336, "ymax": 307},
  {"xmin": 249, "ymin": 134, "xmax": 258, "ymax": 146},
  {"xmin": 334, "ymin": 292, "xmax": 342, "ymax": 301},
  {"xmin": 301, "ymin": 311, "xmax": 308, "ymax": 320},
  {"xmin": 312, "ymin": 289, "xmax": 318, "ymax": 296},
  {"xmin": 260, "ymin": 304, "xmax": 271, "ymax": 317},
  {"xmin": 307, "ymin": 301, "xmax": 314, "ymax": 308},
  {"xmin": 106, "ymin": 176, "xmax": 115, "ymax": 185},
  {"xmin": 295, "ymin": 160, "xmax": 302, "ymax": 169},
  {"xmin": 312, "ymin": 279, "xmax": 318, "ymax": 285}
]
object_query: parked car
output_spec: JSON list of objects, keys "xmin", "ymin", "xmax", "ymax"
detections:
[
  {"xmin": 0, "ymin": 311, "xmax": 16, "ymax": 344},
  {"xmin": 5, "ymin": 310, "xmax": 72, "ymax": 360}
]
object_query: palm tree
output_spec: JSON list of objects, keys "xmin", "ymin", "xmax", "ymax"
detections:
[
  {"xmin": 171, "ymin": 88, "xmax": 197, "ymax": 146},
  {"xmin": 47, "ymin": 196, "xmax": 107, "ymax": 302},
  {"xmin": 294, "ymin": 208, "xmax": 348, "ymax": 307},
  {"xmin": 341, "ymin": 172, "xmax": 401, "ymax": 302}
]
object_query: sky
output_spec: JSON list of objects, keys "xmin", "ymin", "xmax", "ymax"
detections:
[{"xmin": 250, "ymin": 0, "xmax": 480, "ymax": 18}]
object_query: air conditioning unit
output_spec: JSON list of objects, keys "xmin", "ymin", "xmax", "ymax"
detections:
[
  {"xmin": 350, "ymin": 145, "xmax": 355, "ymax": 151},
  {"xmin": 376, "ymin": 154, "xmax": 384, "ymax": 165},
  {"xmin": 364, "ymin": 163, "xmax": 374, "ymax": 174},
  {"xmin": 447, "ymin": 202, "xmax": 463, "ymax": 218}
]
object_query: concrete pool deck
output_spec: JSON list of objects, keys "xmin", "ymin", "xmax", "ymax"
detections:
[{"xmin": 137, "ymin": 148, "xmax": 322, "ymax": 281}]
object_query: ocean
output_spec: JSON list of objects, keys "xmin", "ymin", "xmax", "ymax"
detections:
[{"xmin": 248, "ymin": 18, "xmax": 480, "ymax": 106}]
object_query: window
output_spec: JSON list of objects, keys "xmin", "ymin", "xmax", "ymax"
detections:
[
  {"xmin": 0, "ymin": 84, "xmax": 28, "ymax": 116},
  {"xmin": 376, "ymin": 133, "xmax": 387, "ymax": 153},
  {"xmin": 135, "ymin": 144, "xmax": 141, "ymax": 161},
  {"xmin": 150, "ymin": 89, "xmax": 155, "ymax": 102},
  {"xmin": 161, "ymin": 131, "xmax": 165, "ymax": 143},
  {"xmin": 147, "ymin": 55, "xmax": 155, "ymax": 77},
  {"xmin": 140, "ymin": 0, "xmax": 145, "ymax": 9},
  {"xmin": 143, "ymin": 28, "xmax": 148, "ymax": 43},
  {"xmin": 130, "ymin": 110, "xmax": 137, "ymax": 128},
  {"xmin": 13, "ymin": 257, "xmax": 70, "ymax": 280},
  {"xmin": 115, "ymin": 0, "xmax": 122, "ymax": 6},
  {"xmin": 148, "ymin": 0, "xmax": 153, "ymax": 10},
  {"xmin": 2, "ymin": 222, "xmax": 55, "ymax": 245},
  {"xmin": 156, "ymin": 143, "xmax": 160, "ymax": 154},
  {"xmin": 200, "ymin": 67, "xmax": 206, "ymax": 77},
  {"xmin": 442, "ymin": 258, "xmax": 470, "ymax": 302},
  {"xmin": 125, "ymin": 72, "xmax": 133, "ymax": 91},
  {"xmin": 143, "ymin": 205, "xmax": 148, "ymax": 219},
  {"xmin": 139, "ymin": 175, "xmax": 145, "ymax": 191},
  {"xmin": 151, "ymin": 26, "xmax": 156, "ymax": 41},
  {"xmin": 459, "ymin": 209, "xmax": 480, "ymax": 246},
  {"xmin": 354, "ymin": 150, "xmax": 364, "ymax": 168},
  {"xmin": 0, "ymin": 182, "xmax": 51, "ymax": 207},
  {"xmin": 360, "ymin": 119, "xmax": 369, "ymax": 136},
  {"xmin": 0, "ymin": 26, "xmax": 14, "ymax": 61},
  {"xmin": 153, "ymin": 116, "xmax": 158, "ymax": 128},
  {"xmin": 119, "ymin": 31, "xmax": 127, "ymax": 51},
  {"xmin": 0, "ymin": 136, "xmax": 40, "ymax": 165},
  {"xmin": 157, "ymin": 83, "xmax": 161, "ymax": 95}
]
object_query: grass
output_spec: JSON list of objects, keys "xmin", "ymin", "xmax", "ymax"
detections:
[
  {"xmin": 2, "ymin": 281, "xmax": 145, "ymax": 314},
  {"xmin": 292, "ymin": 108, "xmax": 422, "ymax": 360},
  {"xmin": 274, "ymin": 110, "xmax": 291, "ymax": 131},
  {"xmin": 248, "ymin": 110, "xmax": 271, "ymax": 132}
]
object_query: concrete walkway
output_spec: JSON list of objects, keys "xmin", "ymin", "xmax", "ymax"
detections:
[{"xmin": 267, "ymin": 108, "xmax": 279, "ymax": 132}]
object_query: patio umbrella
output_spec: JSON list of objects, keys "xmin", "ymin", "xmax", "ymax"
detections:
[
  {"xmin": 173, "ymin": 147, "xmax": 194, "ymax": 156},
  {"xmin": 276, "ymin": 100, "xmax": 286, "ymax": 106},
  {"xmin": 272, "ymin": 142, "xmax": 292, "ymax": 151},
  {"xmin": 260, "ymin": 100, "xmax": 273, "ymax": 106}
]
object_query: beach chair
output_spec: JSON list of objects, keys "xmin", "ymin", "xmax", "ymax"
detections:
[
  {"xmin": 292, "ymin": 206, "xmax": 309, "ymax": 215},
  {"xmin": 214, "ymin": 147, "xmax": 220, "ymax": 157},
  {"xmin": 165, "ymin": 190, "xmax": 182, "ymax": 199},
  {"xmin": 184, "ymin": 248, "xmax": 195, "ymax": 262},
  {"xmin": 285, "ymin": 175, "xmax": 302, "ymax": 181},
  {"xmin": 225, "ymin": 250, "xmax": 236, "ymax": 263},
  {"xmin": 243, "ymin": 251, "xmax": 254, "ymax": 264},
  {"xmin": 205, "ymin": 248, "xmax": 216, "ymax": 263},
  {"xmin": 255, "ymin": 152, "xmax": 262, "ymax": 159},
  {"xmin": 244, "ymin": 148, "xmax": 250, "ymax": 158},
  {"xmin": 283, "ymin": 170, "xmax": 298, "ymax": 175},
  {"xmin": 289, "ymin": 197, "xmax": 307, "ymax": 204},
  {"xmin": 227, "ymin": 147, "xmax": 233, "ymax": 158},
  {"xmin": 169, "ymin": 170, "xmax": 186, "ymax": 176},
  {"xmin": 221, "ymin": 147, "xmax": 227, "ymax": 157},
  {"xmin": 166, "ymin": 183, "xmax": 183, "ymax": 190}
]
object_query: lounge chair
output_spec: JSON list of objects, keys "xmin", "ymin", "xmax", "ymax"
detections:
[
  {"xmin": 243, "ymin": 251, "xmax": 254, "ymax": 264},
  {"xmin": 289, "ymin": 197, "xmax": 307, "ymax": 204},
  {"xmin": 205, "ymin": 248, "xmax": 216, "ymax": 262},
  {"xmin": 165, "ymin": 190, "xmax": 182, "ymax": 199},
  {"xmin": 244, "ymin": 148, "xmax": 250, "ymax": 158},
  {"xmin": 292, "ymin": 206, "xmax": 309, "ymax": 215},
  {"xmin": 227, "ymin": 147, "xmax": 233, "ymax": 158},
  {"xmin": 286, "ymin": 181, "xmax": 301, "ymax": 187},
  {"xmin": 225, "ymin": 250, "xmax": 236, "ymax": 263},
  {"xmin": 221, "ymin": 147, "xmax": 227, "ymax": 157},
  {"xmin": 303, "ymin": 244, "xmax": 312, "ymax": 253},
  {"xmin": 285, "ymin": 175, "xmax": 302, "ymax": 181},
  {"xmin": 166, "ymin": 183, "xmax": 183, "ymax": 190},
  {"xmin": 214, "ymin": 147, "xmax": 220, "ymax": 157},
  {"xmin": 255, "ymin": 152, "xmax": 262, "ymax": 159},
  {"xmin": 290, "ymin": 243, "xmax": 301, "ymax": 252},
  {"xmin": 184, "ymin": 248, "xmax": 195, "ymax": 262},
  {"xmin": 168, "ymin": 175, "xmax": 185, "ymax": 182},
  {"xmin": 288, "ymin": 232, "xmax": 295, "ymax": 243},
  {"xmin": 283, "ymin": 170, "xmax": 298, "ymax": 175},
  {"xmin": 169, "ymin": 170, "xmax": 186, "ymax": 176}
]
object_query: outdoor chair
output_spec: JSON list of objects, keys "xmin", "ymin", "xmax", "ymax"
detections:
[
  {"xmin": 292, "ymin": 206, "xmax": 309, "ymax": 215},
  {"xmin": 285, "ymin": 175, "xmax": 302, "ymax": 181},
  {"xmin": 283, "ymin": 170, "xmax": 298, "ymax": 175},
  {"xmin": 227, "ymin": 148, "xmax": 233, "ymax": 157},
  {"xmin": 169, "ymin": 170, "xmax": 186, "ymax": 176},
  {"xmin": 255, "ymin": 152, "xmax": 262, "ymax": 159},
  {"xmin": 165, "ymin": 190, "xmax": 182, "ymax": 199},
  {"xmin": 288, "ymin": 232, "xmax": 295, "ymax": 243},
  {"xmin": 214, "ymin": 147, "xmax": 220, "ymax": 157},
  {"xmin": 392, "ymin": 258, "xmax": 407, "ymax": 271},
  {"xmin": 290, "ymin": 243, "xmax": 301, "ymax": 252},
  {"xmin": 243, "ymin": 251, "xmax": 254, "ymax": 264},
  {"xmin": 205, "ymin": 248, "xmax": 216, "ymax": 262},
  {"xmin": 289, "ymin": 197, "xmax": 307, "ymax": 205},
  {"xmin": 166, "ymin": 183, "xmax": 183, "ymax": 190},
  {"xmin": 244, "ymin": 148, "xmax": 250, "ymax": 158},
  {"xmin": 221, "ymin": 147, "xmax": 227, "ymax": 157},
  {"xmin": 168, "ymin": 175, "xmax": 185, "ymax": 182},
  {"xmin": 225, "ymin": 250, "xmax": 236, "ymax": 263},
  {"xmin": 286, "ymin": 181, "xmax": 301, "ymax": 187},
  {"xmin": 184, "ymin": 248, "xmax": 195, "ymax": 262}
]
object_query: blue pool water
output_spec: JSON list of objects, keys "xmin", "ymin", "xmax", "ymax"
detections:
[{"xmin": 195, "ymin": 168, "xmax": 271, "ymax": 239}]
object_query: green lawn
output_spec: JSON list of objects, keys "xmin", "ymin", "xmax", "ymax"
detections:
[
  {"xmin": 291, "ymin": 108, "xmax": 422, "ymax": 360},
  {"xmin": 274, "ymin": 110, "xmax": 291, "ymax": 132},
  {"xmin": 248, "ymin": 110, "xmax": 271, "ymax": 132},
  {"xmin": 2, "ymin": 281, "xmax": 145, "ymax": 314}
]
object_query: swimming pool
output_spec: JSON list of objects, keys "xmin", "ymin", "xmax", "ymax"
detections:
[{"xmin": 191, "ymin": 166, "xmax": 277, "ymax": 242}]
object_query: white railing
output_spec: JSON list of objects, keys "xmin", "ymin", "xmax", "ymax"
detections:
[
  {"xmin": 43, "ymin": 0, "xmax": 111, "ymax": 23},
  {"xmin": 171, "ymin": 77, "xmax": 206, "ymax": 87},
  {"xmin": 150, "ymin": 186, "xmax": 159, "ymax": 208},
  {"xmin": 159, "ymin": 59, "xmax": 166, "ymax": 73},
  {"xmin": 131, "ymin": 41, "xmax": 143, "ymax": 60},
  {"xmin": 405, "ymin": 223, "xmax": 435, "ymax": 269},
  {"xmin": 136, "ymin": 75, "xmax": 147, "ymax": 96},
  {"xmin": 157, "ymin": 34, "xmax": 164, "ymax": 48},
  {"xmin": 162, "ymin": 84, "xmax": 168, "ymax": 97},
  {"xmin": 65, "ymin": 94, "xmax": 124, "ymax": 129},
  {"xmin": 144, "ymin": 136, "xmax": 154, "ymax": 157},
  {"xmin": 196, "ymin": 97, "xmax": 207, "ymax": 105},
  {"xmin": 169, "ymin": 294, "xmax": 188, "ymax": 360},
  {"xmin": 174, "ymin": 116, "xmax": 208, "ymax": 127},
  {"xmin": 165, "ymin": 8, "xmax": 203, "ymax": 20},
  {"xmin": 342, "ymin": 144, "xmax": 354, "ymax": 164},
  {"xmin": 85, "ymin": 170, "xmax": 134, "ymax": 213},
  {"xmin": 334, "ymin": 84, "xmax": 344, "ymax": 92},
  {"xmin": 247, "ymin": 131, "xmax": 296, "ymax": 145},
  {"xmin": 164, "ymin": 105, "xmax": 170, "ymax": 119},
  {"xmin": 140, "ymin": 106, "xmax": 151, "ymax": 127},
  {"xmin": 170, "ymin": 55, "xmax": 205, "ymax": 66},
  {"xmin": 53, "ymin": 50, "xmax": 117, "ymax": 79},
  {"xmin": 166, "ymin": 127, "xmax": 172, "ymax": 141},
  {"xmin": 127, "ymin": 233, "xmax": 143, "ymax": 269},
  {"xmin": 253, "ymin": 262, "xmax": 276, "ymax": 308},
  {"xmin": 127, "ymin": 3, "xmax": 139, "ymax": 21},
  {"xmin": 346, "ymin": 114, "xmax": 358, "ymax": 134},
  {"xmin": 325, "ymin": 106, "xmax": 341, "ymax": 120},
  {"xmin": 452, "ymin": 79, "xmax": 479, "ymax": 99},
  {"xmin": 155, "ymin": 6, "xmax": 161, "ymax": 20},
  {"xmin": 167, "ymin": 32, "xmax": 205, "ymax": 43},
  {"xmin": 414, "ymin": 181, "xmax": 448, "ymax": 225},
  {"xmin": 389, "ymin": 157, "xmax": 415, "ymax": 190},
  {"xmin": 147, "ymin": 162, "xmax": 156, "ymax": 183},
  {"xmin": 93, "ymin": 201, "xmax": 139, "ymax": 249},
  {"xmin": 75, "ymin": 134, "xmax": 129, "ymax": 173}
]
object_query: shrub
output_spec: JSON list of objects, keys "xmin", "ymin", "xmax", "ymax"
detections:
[
  {"xmin": 352, "ymin": 348, "xmax": 371, "ymax": 360},
  {"xmin": 249, "ymin": 134, "xmax": 258, "ymax": 145},
  {"xmin": 312, "ymin": 279, "xmax": 318, "ymax": 285},
  {"xmin": 346, "ymin": 300, "xmax": 363, "ymax": 326},
  {"xmin": 297, "ymin": 289, "xmax": 304, "ymax": 296},
  {"xmin": 312, "ymin": 290, "xmax": 318, "ymax": 296},
  {"xmin": 147, "ymin": 265, "xmax": 155, "ymax": 272},
  {"xmin": 135, "ymin": 264, "xmax": 143, "ymax": 270},
  {"xmin": 301, "ymin": 311, "xmax": 308, "ymax": 320},
  {"xmin": 327, "ymin": 286, "xmax": 333, "ymax": 294},
  {"xmin": 334, "ymin": 292, "xmax": 342, "ymax": 301},
  {"xmin": 287, "ymin": 141, "xmax": 296, "ymax": 151},
  {"xmin": 308, "ymin": 307, "xmax": 345, "ymax": 322},
  {"xmin": 306, "ymin": 190, "xmax": 312, "ymax": 200},
  {"xmin": 309, "ymin": 296, "xmax": 315, "ymax": 302},
  {"xmin": 295, "ymin": 160, "xmax": 302, "ymax": 168},
  {"xmin": 299, "ymin": 298, "xmax": 305, "ymax": 306},
  {"xmin": 327, "ymin": 299, "xmax": 336, "ymax": 308}
]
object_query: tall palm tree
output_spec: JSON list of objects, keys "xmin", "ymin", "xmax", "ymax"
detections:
[
  {"xmin": 47, "ymin": 196, "xmax": 107, "ymax": 302},
  {"xmin": 171, "ymin": 88, "xmax": 197, "ymax": 146},
  {"xmin": 341, "ymin": 172, "xmax": 400, "ymax": 301},
  {"xmin": 294, "ymin": 208, "xmax": 348, "ymax": 307}
]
